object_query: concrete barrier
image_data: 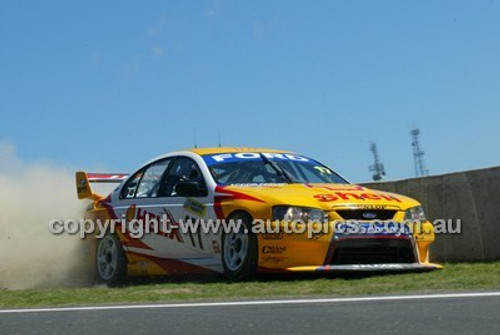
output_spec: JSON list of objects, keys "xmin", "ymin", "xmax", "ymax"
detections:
[{"xmin": 362, "ymin": 166, "xmax": 500, "ymax": 262}]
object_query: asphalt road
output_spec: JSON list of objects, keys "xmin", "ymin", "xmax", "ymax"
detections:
[{"xmin": 1, "ymin": 293, "xmax": 499, "ymax": 335}]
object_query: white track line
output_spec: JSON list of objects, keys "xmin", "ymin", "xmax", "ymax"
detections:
[{"xmin": 1, "ymin": 292, "xmax": 500, "ymax": 314}]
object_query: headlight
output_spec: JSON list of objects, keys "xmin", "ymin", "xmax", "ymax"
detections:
[
  {"xmin": 273, "ymin": 206, "xmax": 327, "ymax": 222},
  {"xmin": 404, "ymin": 206, "xmax": 427, "ymax": 222}
]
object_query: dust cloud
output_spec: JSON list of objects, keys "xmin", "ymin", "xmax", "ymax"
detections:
[{"xmin": 0, "ymin": 142, "xmax": 96, "ymax": 290}]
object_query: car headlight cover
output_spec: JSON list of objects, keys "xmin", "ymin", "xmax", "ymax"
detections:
[
  {"xmin": 273, "ymin": 206, "xmax": 326, "ymax": 222},
  {"xmin": 404, "ymin": 206, "xmax": 427, "ymax": 222}
]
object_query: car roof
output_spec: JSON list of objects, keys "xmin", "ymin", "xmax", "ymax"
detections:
[
  {"xmin": 188, "ymin": 147, "xmax": 289, "ymax": 155},
  {"xmin": 142, "ymin": 147, "xmax": 295, "ymax": 168}
]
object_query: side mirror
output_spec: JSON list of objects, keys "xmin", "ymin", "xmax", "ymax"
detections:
[{"xmin": 175, "ymin": 182, "xmax": 206, "ymax": 197}]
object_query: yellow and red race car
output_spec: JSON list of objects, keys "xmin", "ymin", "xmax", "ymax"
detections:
[{"xmin": 76, "ymin": 147, "xmax": 440, "ymax": 285}]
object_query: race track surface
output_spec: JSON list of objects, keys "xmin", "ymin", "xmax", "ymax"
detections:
[{"xmin": 1, "ymin": 292, "xmax": 499, "ymax": 335}]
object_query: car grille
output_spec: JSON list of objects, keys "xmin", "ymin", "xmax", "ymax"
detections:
[
  {"xmin": 330, "ymin": 238, "xmax": 415, "ymax": 265},
  {"xmin": 335, "ymin": 209, "xmax": 396, "ymax": 220}
]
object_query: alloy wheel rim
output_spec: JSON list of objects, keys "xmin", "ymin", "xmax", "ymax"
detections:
[
  {"xmin": 97, "ymin": 235, "xmax": 118, "ymax": 280},
  {"xmin": 223, "ymin": 231, "xmax": 248, "ymax": 271}
]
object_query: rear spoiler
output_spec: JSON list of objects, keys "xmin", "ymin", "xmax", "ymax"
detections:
[{"xmin": 76, "ymin": 171, "xmax": 129, "ymax": 200}]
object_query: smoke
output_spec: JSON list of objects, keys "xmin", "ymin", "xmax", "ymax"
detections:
[{"xmin": 0, "ymin": 142, "xmax": 96, "ymax": 290}]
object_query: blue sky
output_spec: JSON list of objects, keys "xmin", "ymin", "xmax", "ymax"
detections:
[{"xmin": 1, "ymin": 0, "xmax": 499, "ymax": 182}]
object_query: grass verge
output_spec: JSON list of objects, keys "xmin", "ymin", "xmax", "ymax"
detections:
[{"xmin": 1, "ymin": 262, "xmax": 499, "ymax": 309}]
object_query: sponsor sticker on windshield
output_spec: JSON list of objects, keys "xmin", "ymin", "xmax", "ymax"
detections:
[{"xmin": 203, "ymin": 152, "xmax": 311, "ymax": 165}]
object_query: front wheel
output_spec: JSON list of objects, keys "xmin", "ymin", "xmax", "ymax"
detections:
[
  {"xmin": 96, "ymin": 233, "xmax": 127, "ymax": 286},
  {"xmin": 221, "ymin": 212, "xmax": 258, "ymax": 280}
]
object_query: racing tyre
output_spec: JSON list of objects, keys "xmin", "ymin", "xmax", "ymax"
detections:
[
  {"xmin": 96, "ymin": 233, "xmax": 127, "ymax": 286},
  {"xmin": 221, "ymin": 212, "xmax": 258, "ymax": 280}
]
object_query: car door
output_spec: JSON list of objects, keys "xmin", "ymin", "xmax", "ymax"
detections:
[
  {"xmin": 113, "ymin": 155, "xmax": 220, "ymax": 272},
  {"xmin": 126, "ymin": 157, "xmax": 190, "ymax": 261},
  {"xmin": 113, "ymin": 157, "xmax": 176, "ymax": 253},
  {"xmin": 155, "ymin": 156, "xmax": 215, "ymax": 258}
]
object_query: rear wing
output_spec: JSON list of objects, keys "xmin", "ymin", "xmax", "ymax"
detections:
[{"xmin": 76, "ymin": 171, "xmax": 129, "ymax": 200}]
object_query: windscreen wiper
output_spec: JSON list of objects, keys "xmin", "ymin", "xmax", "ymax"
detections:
[{"xmin": 259, "ymin": 153, "xmax": 296, "ymax": 183}]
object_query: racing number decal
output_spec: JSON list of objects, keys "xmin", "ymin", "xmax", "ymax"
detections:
[
  {"xmin": 314, "ymin": 166, "xmax": 332, "ymax": 175},
  {"xmin": 184, "ymin": 215, "xmax": 204, "ymax": 250}
]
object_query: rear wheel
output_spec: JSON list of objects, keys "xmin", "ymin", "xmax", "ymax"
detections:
[
  {"xmin": 221, "ymin": 212, "xmax": 258, "ymax": 280},
  {"xmin": 96, "ymin": 233, "xmax": 127, "ymax": 286}
]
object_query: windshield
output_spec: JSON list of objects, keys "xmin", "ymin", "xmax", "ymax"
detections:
[{"xmin": 202, "ymin": 152, "xmax": 348, "ymax": 185}]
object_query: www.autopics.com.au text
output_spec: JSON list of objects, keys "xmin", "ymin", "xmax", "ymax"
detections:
[{"xmin": 48, "ymin": 216, "xmax": 462, "ymax": 239}]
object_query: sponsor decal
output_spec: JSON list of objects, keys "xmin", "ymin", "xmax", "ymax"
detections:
[
  {"xmin": 261, "ymin": 256, "xmax": 288, "ymax": 264},
  {"xmin": 126, "ymin": 204, "xmax": 136, "ymax": 221},
  {"xmin": 212, "ymin": 240, "xmax": 221, "ymax": 254},
  {"xmin": 262, "ymin": 232, "xmax": 284, "ymax": 240},
  {"xmin": 127, "ymin": 205, "xmax": 183, "ymax": 242},
  {"xmin": 203, "ymin": 152, "xmax": 310, "ymax": 165},
  {"xmin": 77, "ymin": 185, "xmax": 89, "ymax": 194},
  {"xmin": 344, "ymin": 205, "xmax": 388, "ymax": 210},
  {"xmin": 335, "ymin": 221, "xmax": 410, "ymax": 236},
  {"xmin": 314, "ymin": 192, "xmax": 401, "ymax": 203},
  {"xmin": 262, "ymin": 246, "xmax": 287, "ymax": 254},
  {"xmin": 310, "ymin": 230, "xmax": 326, "ymax": 240},
  {"xmin": 183, "ymin": 198, "xmax": 206, "ymax": 216}
]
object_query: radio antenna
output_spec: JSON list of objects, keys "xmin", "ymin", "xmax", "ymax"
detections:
[
  {"xmin": 369, "ymin": 142, "xmax": 386, "ymax": 181},
  {"xmin": 218, "ymin": 129, "xmax": 222, "ymax": 148},
  {"xmin": 193, "ymin": 128, "xmax": 198, "ymax": 149},
  {"xmin": 410, "ymin": 127, "xmax": 428, "ymax": 177}
]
